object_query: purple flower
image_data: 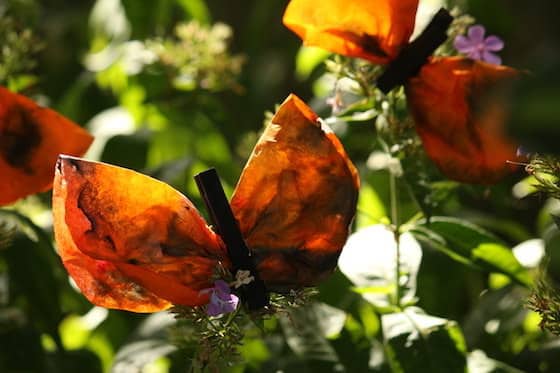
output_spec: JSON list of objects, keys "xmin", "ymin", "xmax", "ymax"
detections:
[
  {"xmin": 454, "ymin": 25, "xmax": 504, "ymax": 65},
  {"xmin": 516, "ymin": 146, "xmax": 531, "ymax": 158},
  {"xmin": 205, "ymin": 280, "xmax": 239, "ymax": 317}
]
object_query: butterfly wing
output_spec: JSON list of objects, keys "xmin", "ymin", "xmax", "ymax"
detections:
[
  {"xmin": 405, "ymin": 57, "xmax": 519, "ymax": 183},
  {"xmin": 230, "ymin": 94, "xmax": 359, "ymax": 291},
  {"xmin": 283, "ymin": 0, "xmax": 418, "ymax": 64},
  {"xmin": 53, "ymin": 156, "xmax": 228, "ymax": 312},
  {"xmin": 0, "ymin": 87, "xmax": 93, "ymax": 205}
]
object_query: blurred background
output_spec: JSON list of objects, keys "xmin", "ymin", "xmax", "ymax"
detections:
[{"xmin": 1, "ymin": 0, "xmax": 560, "ymax": 371}]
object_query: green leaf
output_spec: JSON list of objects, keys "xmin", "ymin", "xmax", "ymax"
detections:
[
  {"xmin": 411, "ymin": 217, "xmax": 532, "ymax": 287},
  {"xmin": 295, "ymin": 46, "xmax": 330, "ymax": 80},
  {"xmin": 47, "ymin": 349, "xmax": 104, "ymax": 373},
  {"xmin": 0, "ymin": 325, "xmax": 47, "ymax": 372},
  {"xmin": 279, "ymin": 303, "xmax": 345, "ymax": 364},
  {"xmin": 101, "ymin": 131, "xmax": 149, "ymax": 171},
  {"xmin": 552, "ymin": 214, "xmax": 560, "ymax": 230},
  {"xmin": 176, "ymin": 0, "xmax": 211, "ymax": 24},
  {"xmin": 111, "ymin": 312, "xmax": 177, "ymax": 371},
  {"xmin": 7, "ymin": 74, "xmax": 38, "ymax": 92},
  {"xmin": 356, "ymin": 184, "xmax": 388, "ymax": 229},
  {"xmin": 329, "ymin": 97, "xmax": 379, "ymax": 124},
  {"xmin": 147, "ymin": 109, "xmax": 232, "ymax": 169},
  {"xmin": 238, "ymin": 339, "xmax": 270, "ymax": 370},
  {"xmin": 0, "ymin": 210, "xmax": 66, "ymax": 345},
  {"xmin": 0, "ymin": 218, "xmax": 16, "ymax": 250},
  {"xmin": 462, "ymin": 286, "xmax": 526, "ymax": 345},
  {"xmin": 335, "ymin": 108, "xmax": 379, "ymax": 123},
  {"xmin": 339, "ymin": 225, "xmax": 422, "ymax": 310},
  {"xmin": 382, "ymin": 308, "xmax": 468, "ymax": 373},
  {"xmin": 112, "ymin": 340, "xmax": 176, "ymax": 372}
]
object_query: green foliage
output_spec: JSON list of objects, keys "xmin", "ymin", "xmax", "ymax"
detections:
[
  {"xmin": 0, "ymin": 12, "xmax": 41, "ymax": 89},
  {"xmin": 1, "ymin": 0, "xmax": 560, "ymax": 372},
  {"xmin": 526, "ymin": 155, "xmax": 560, "ymax": 200},
  {"xmin": 412, "ymin": 217, "xmax": 531, "ymax": 286},
  {"xmin": 528, "ymin": 273, "xmax": 560, "ymax": 336},
  {"xmin": 382, "ymin": 308, "xmax": 468, "ymax": 373},
  {"xmin": 147, "ymin": 21, "xmax": 245, "ymax": 92}
]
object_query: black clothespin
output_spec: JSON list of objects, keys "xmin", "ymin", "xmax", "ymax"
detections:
[
  {"xmin": 194, "ymin": 168, "xmax": 269, "ymax": 311},
  {"xmin": 377, "ymin": 8, "xmax": 454, "ymax": 94}
]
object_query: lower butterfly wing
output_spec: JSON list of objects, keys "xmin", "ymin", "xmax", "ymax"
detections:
[
  {"xmin": 53, "ymin": 156, "xmax": 228, "ymax": 312},
  {"xmin": 283, "ymin": 0, "xmax": 418, "ymax": 64},
  {"xmin": 0, "ymin": 87, "xmax": 93, "ymax": 205},
  {"xmin": 405, "ymin": 57, "xmax": 519, "ymax": 184},
  {"xmin": 230, "ymin": 94, "xmax": 359, "ymax": 291}
]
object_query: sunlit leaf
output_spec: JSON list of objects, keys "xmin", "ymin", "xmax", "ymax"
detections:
[
  {"xmin": 238, "ymin": 339, "xmax": 270, "ymax": 370},
  {"xmin": 89, "ymin": 0, "xmax": 130, "ymax": 43},
  {"xmin": 412, "ymin": 217, "xmax": 532, "ymax": 286},
  {"xmin": 295, "ymin": 46, "xmax": 330, "ymax": 80},
  {"xmin": 382, "ymin": 308, "xmax": 467, "ymax": 373},
  {"xmin": 356, "ymin": 184, "xmax": 387, "ymax": 229},
  {"xmin": 60, "ymin": 307, "xmax": 108, "ymax": 350},
  {"xmin": 467, "ymin": 350, "xmax": 526, "ymax": 373},
  {"xmin": 512, "ymin": 239, "xmax": 545, "ymax": 268},
  {"xmin": 176, "ymin": 0, "xmax": 211, "ymax": 24},
  {"xmin": 338, "ymin": 225, "xmax": 422, "ymax": 310}
]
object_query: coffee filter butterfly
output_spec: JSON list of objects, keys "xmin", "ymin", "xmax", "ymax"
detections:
[
  {"xmin": 0, "ymin": 86, "xmax": 93, "ymax": 205},
  {"xmin": 52, "ymin": 94, "xmax": 359, "ymax": 313},
  {"xmin": 283, "ymin": 0, "xmax": 520, "ymax": 184}
]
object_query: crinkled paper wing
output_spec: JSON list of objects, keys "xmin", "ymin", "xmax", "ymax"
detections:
[
  {"xmin": 406, "ymin": 57, "xmax": 519, "ymax": 184},
  {"xmin": 283, "ymin": 0, "xmax": 418, "ymax": 64},
  {"xmin": 53, "ymin": 156, "xmax": 228, "ymax": 312},
  {"xmin": 0, "ymin": 87, "xmax": 92, "ymax": 205},
  {"xmin": 230, "ymin": 94, "xmax": 359, "ymax": 291}
]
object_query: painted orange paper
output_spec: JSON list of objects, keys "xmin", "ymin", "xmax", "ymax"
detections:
[
  {"xmin": 406, "ymin": 58, "xmax": 519, "ymax": 183},
  {"xmin": 283, "ymin": 0, "xmax": 520, "ymax": 184},
  {"xmin": 53, "ymin": 94, "xmax": 359, "ymax": 312},
  {"xmin": 0, "ymin": 86, "xmax": 93, "ymax": 205},
  {"xmin": 53, "ymin": 156, "xmax": 225, "ymax": 311},
  {"xmin": 231, "ymin": 94, "xmax": 359, "ymax": 291},
  {"xmin": 283, "ymin": 0, "xmax": 418, "ymax": 64}
]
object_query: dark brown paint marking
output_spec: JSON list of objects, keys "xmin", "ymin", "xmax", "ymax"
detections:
[{"xmin": 0, "ymin": 106, "xmax": 41, "ymax": 173}]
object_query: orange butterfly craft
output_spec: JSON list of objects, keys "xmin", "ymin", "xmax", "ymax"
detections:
[
  {"xmin": 283, "ymin": 0, "xmax": 521, "ymax": 184},
  {"xmin": 52, "ymin": 94, "xmax": 360, "ymax": 313},
  {"xmin": 0, "ymin": 86, "xmax": 93, "ymax": 206}
]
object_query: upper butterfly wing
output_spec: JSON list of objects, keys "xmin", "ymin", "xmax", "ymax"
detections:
[
  {"xmin": 230, "ymin": 94, "xmax": 359, "ymax": 291},
  {"xmin": 53, "ymin": 156, "xmax": 228, "ymax": 312},
  {"xmin": 0, "ymin": 87, "xmax": 93, "ymax": 205},
  {"xmin": 405, "ymin": 57, "xmax": 519, "ymax": 184},
  {"xmin": 283, "ymin": 0, "xmax": 418, "ymax": 64}
]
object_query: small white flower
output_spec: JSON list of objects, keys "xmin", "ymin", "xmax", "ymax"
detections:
[{"xmin": 231, "ymin": 270, "xmax": 255, "ymax": 288}]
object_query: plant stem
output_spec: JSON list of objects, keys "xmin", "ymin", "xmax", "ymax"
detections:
[{"xmin": 390, "ymin": 173, "xmax": 402, "ymax": 309}]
